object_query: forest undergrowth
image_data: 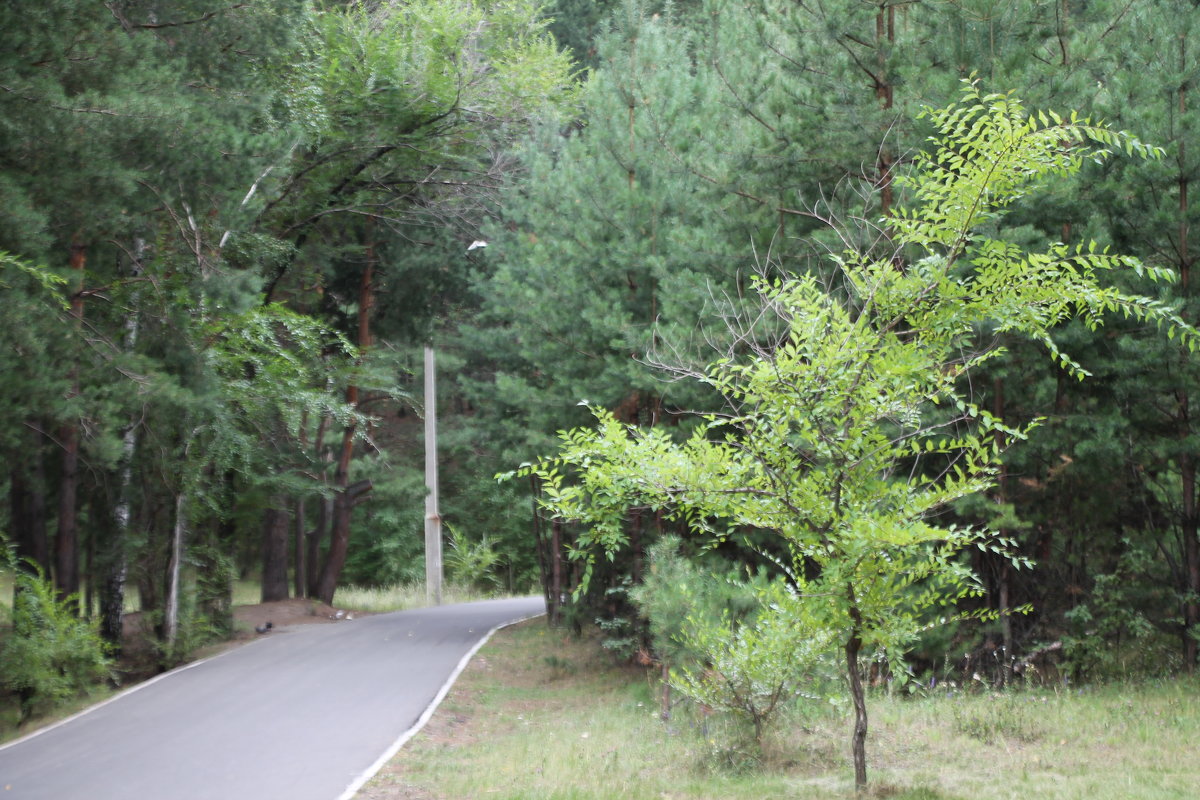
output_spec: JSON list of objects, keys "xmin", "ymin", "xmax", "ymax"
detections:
[{"xmin": 360, "ymin": 620, "xmax": 1200, "ymax": 800}]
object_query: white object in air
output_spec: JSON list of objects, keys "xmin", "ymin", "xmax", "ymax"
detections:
[{"xmin": 467, "ymin": 240, "xmax": 488, "ymax": 251}]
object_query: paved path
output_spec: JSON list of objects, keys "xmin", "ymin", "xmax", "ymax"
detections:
[{"xmin": 0, "ymin": 596, "xmax": 544, "ymax": 800}]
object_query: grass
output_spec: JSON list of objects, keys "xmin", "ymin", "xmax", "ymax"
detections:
[
  {"xmin": 333, "ymin": 581, "xmax": 508, "ymax": 613},
  {"xmin": 0, "ymin": 572, "xmax": 261, "ymax": 620},
  {"xmin": 359, "ymin": 623, "xmax": 1200, "ymax": 800}
]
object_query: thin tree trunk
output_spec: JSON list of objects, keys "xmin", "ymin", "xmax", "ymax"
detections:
[
  {"xmin": 163, "ymin": 489, "xmax": 187, "ymax": 649},
  {"xmin": 293, "ymin": 497, "xmax": 307, "ymax": 598},
  {"xmin": 306, "ymin": 412, "xmax": 332, "ymax": 597},
  {"xmin": 308, "ymin": 493, "xmax": 329, "ymax": 597},
  {"xmin": 847, "ymin": 591, "xmax": 869, "ymax": 793},
  {"xmin": 293, "ymin": 410, "xmax": 310, "ymax": 598},
  {"xmin": 875, "ymin": 2, "xmax": 896, "ymax": 216},
  {"xmin": 55, "ymin": 241, "xmax": 87, "ymax": 607},
  {"xmin": 550, "ymin": 518, "xmax": 565, "ymax": 626},
  {"xmin": 101, "ymin": 236, "xmax": 144, "ymax": 645},
  {"xmin": 530, "ymin": 476, "xmax": 552, "ymax": 617}
]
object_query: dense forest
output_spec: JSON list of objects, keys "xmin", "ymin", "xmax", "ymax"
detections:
[{"xmin": 1, "ymin": 0, "xmax": 1198, "ymax": 717}]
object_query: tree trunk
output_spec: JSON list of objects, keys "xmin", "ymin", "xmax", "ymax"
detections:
[
  {"xmin": 314, "ymin": 479, "xmax": 372, "ymax": 605},
  {"xmin": 846, "ymin": 629, "xmax": 869, "ymax": 792},
  {"xmin": 550, "ymin": 518, "xmax": 565, "ymax": 626},
  {"xmin": 100, "ymin": 236, "xmax": 144, "ymax": 646},
  {"xmin": 308, "ymin": 493, "xmax": 329, "ymax": 597},
  {"xmin": 306, "ymin": 413, "xmax": 332, "ymax": 597},
  {"xmin": 530, "ymin": 476, "xmax": 552, "ymax": 618},
  {"xmin": 874, "ymin": 2, "xmax": 896, "ymax": 216},
  {"xmin": 261, "ymin": 500, "xmax": 291, "ymax": 602},
  {"xmin": 163, "ymin": 489, "xmax": 187, "ymax": 649},
  {"xmin": 55, "ymin": 419, "xmax": 81, "ymax": 603},
  {"xmin": 313, "ymin": 232, "xmax": 375, "ymax": 605},
  {"xmin": 846, "ymin": 589, "xmax": 869, "ymax": 793},
  {"xmin": 55, "ymin": 241, "xmax": 87, "ymax": 607},
  {"xmin": 293, "ymin": 496, "xmax": 307, "ymax": 599}
]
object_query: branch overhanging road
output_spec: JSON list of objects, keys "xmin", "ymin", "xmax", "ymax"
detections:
[{"xmin": 0, "ymin": 596, "xmax": 545, "ymax": 800}]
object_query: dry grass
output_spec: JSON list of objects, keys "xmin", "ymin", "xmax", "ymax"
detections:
[
  {"xmin": 358, "ymin": 622, "xmax": 1200, "ymax": 800},
  {"xmin": 333, "ymin": 582, "xmax": 499, "ymax": 613}
]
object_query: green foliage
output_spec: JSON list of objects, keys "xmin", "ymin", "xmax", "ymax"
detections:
[
  {"xmin": 673, "ymin": 581, "xmax": 838, "ymax": 743},
  {"xmin": 1062, "ymin": 543, "xmax": 1181, "ymax": 680},
  {"xmin": 148, "ymin": 593, "xmax": 222, "ymax": 671},
  {"xmin": 630, "ymin": 537, "xmax": 767, "ymax": 670},
  {"xmin": 444, "ymin": 522, "xmax": 504, "ymax": 592},
  {"xmin": 518, "ymin": 84, "xmax": 1186, "ymax": 786},
  {"xmin": 0, "ymin": 559, "xmax": 112, "ymax": 723},
  {"xmin": 342, "ymin": 460, "xmax": 426, "ymax": 587}
]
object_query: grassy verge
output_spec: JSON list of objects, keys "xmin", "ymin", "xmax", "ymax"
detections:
[
  {"xmin": 359, "ymin": 622, "xmax": 1200, "ymax": 800},
  {"xmin": 334, "ymin": 582, "xmax": 507, "ymax": 613}
]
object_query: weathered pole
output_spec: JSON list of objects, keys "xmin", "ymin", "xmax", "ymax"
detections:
[{"xmin": 424, "ymin": 346, "xmax": 443, "ymax": 605}]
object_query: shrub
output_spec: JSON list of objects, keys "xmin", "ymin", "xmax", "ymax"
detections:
[
  {"xmin": 632, "ymin": 538, "xmax": 836, "ymax": 741},
  {"xmin": 0, "ymin": 564, "xmax": 113, "ymax": 724},
  {"xmin": 673, "ymin": 581, "xmax": 838, "ymax": 742},
  {"xmin": 444, "ymin": 523, "xmax": 503, "ymax": 592}
]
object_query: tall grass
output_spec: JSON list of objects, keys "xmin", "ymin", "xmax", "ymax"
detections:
[
  {"xmin": 333, "ymin": 581, "xmax": 506, "ymax": 613},
  {"xmin": 361, "ymin": 623, "xmax": 1200, "ymax": 800}
]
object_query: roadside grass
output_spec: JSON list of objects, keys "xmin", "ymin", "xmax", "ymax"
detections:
[
  {"xmin": 334, "ymin": 581, "xmax": 504, "ymax": 613},
  {"xmin": 360, "ymin": 622, "xmax": 1200, "ymax": 800},
  {"xmin": 0, "ymin": 573, "xmax": 260, "ymax": 620}
]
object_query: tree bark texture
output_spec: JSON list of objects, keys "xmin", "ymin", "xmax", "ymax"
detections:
[
  {"xmin": 163, "ymin": 489, "xmax": 187, "ymax": 648},
  {"xmin": 261, "ymin": 500, "xmax": 291, "ymax": 602},
  {"xmin": 314, "ymin": 479, "xmax": 372, "ymax": 605},
  {"xmin": 846, "ymin": 591, "xmax": 869, "ymax": 793}
]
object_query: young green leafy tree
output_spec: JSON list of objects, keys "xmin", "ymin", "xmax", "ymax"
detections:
[{"xmin": 519, "ymin": 84, "xmax": 1191, "ymax": 791}]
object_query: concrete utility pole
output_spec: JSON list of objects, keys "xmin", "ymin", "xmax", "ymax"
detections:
[{"xmin": 424, "ymin": 345, "xmax": 443, "ymax": 605}]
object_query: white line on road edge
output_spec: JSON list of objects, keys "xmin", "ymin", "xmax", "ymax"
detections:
[
  {"xmin": 0, "ymin": 636, "xmax": 270, "ymax": 754},
  {"xmin": 335, "ymin": 611, "xmax": 547, "ymax": 800}
]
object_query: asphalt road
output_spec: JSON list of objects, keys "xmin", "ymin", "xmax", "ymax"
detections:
[{"xmin": 0, "ymin": 596, "xmax": 544, "ymax": 800}]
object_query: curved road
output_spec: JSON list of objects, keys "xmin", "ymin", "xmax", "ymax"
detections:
[{"xmin": 0, "ymin": 596, "xmax": 544, "ymax": 800}]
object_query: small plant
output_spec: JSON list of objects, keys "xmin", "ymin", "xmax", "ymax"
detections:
[
  {"xmin": 0, "ymin": 561, "xmax": 113, "ymax": 724},
  {"xmin": 444, "ymin": 523, "xmax": 503, "ymax": 592},
  {"xmin": 695, "ymin": 723, "xmax": 763, "ymax": 776},
  {"xmin": 543, "ymin": 654, "xmax": 577, "ymax": 679},
  {"xmin": 950, "ymin": 692, "xmax": 1043, "ymax": 744},
  {"xmin": 149, "ymin": 596, "xmax": 222, "ymax": 670},
  {"xmin": 673, "ymin": 582, "xmax": 837, "ymax": 743}
]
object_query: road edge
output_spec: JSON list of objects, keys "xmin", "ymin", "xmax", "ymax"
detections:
[
  {"xmin": 335, "ymin": 609, "xmax": 548, "ymax": 800},
  {"xmin": 0, "ymin": 635, "xmax": 267, "ymax": 754}
]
